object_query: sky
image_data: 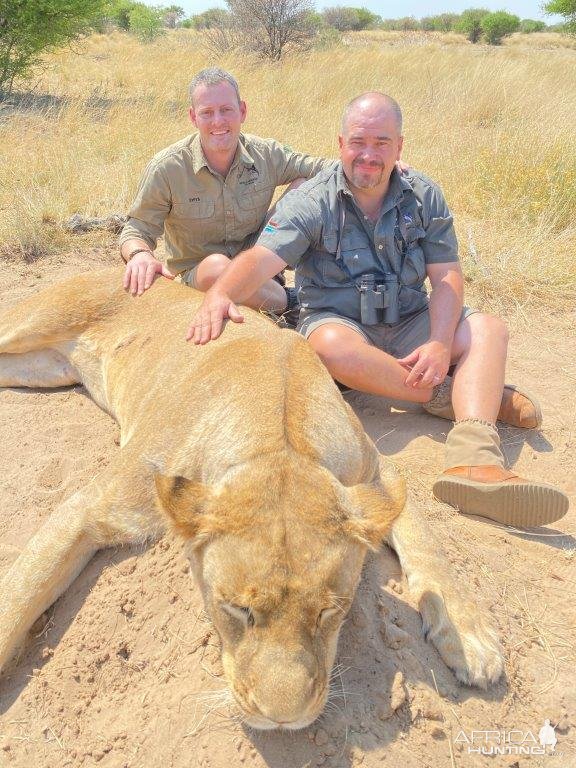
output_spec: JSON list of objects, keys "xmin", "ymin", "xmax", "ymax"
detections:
[{"xmin": 173, "ymin": 0, "xmax": 559, "ymax": 23}]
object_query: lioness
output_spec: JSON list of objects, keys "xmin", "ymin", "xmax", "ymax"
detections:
[{"xmin": 0, "ymin": 268, "xmax": 502, "ymax": 730}]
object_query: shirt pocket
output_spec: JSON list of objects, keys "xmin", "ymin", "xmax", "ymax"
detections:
[
  {"xmin": 399, "ymin": 225, "xmax": 426, "ymax": 287},
  {"xmin": 171, "ymin": 200, "xmax": 215, "ymax": 220},
  {"xmin": 237, "ymin": 183, "xmax": 274, "ymax": 212},
  {"xmin": 339, "ymin": 227, "xmax": 376, "ymax": 279},
  {"xmin": 316, "ymin": 230, "xmax": 346, "ymax": 285}
]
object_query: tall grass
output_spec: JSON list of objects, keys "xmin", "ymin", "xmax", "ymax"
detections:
[{"xmin": 0, "ymin": 29, "xmax": 574, "ymax": 311}]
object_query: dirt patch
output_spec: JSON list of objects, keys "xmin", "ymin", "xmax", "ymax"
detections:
[{"xmin": 0, "ymin": 252, "xmax": 574, "ymax": 768}]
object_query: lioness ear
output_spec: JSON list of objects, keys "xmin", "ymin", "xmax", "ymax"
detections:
[
  {"xmin": 342, "ymin": 475, "xmax": 406, "ymax": 549},
  {"xmin": 154, "ymin": 473, "xmax": 211, "ymax": 541}
]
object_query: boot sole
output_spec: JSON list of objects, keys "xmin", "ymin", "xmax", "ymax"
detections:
[{"xmin": 433, "ymin": 477, "xmax": 569, "ymax": 527}]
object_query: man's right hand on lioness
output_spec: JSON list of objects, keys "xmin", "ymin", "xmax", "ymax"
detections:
[
  {"xmin": 123, "ymin": 252, "xmax": 174, "ymax": 297},
  {"xmin": 187, "ymin": 289, "xmax": 245, "ymax": 345}
]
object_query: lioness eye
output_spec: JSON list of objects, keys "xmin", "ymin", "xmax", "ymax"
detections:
[{"xmin": 222, "ymin": 603, "xmax": 255, "ymax": 627}]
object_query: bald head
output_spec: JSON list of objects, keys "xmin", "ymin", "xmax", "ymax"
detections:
[{"xmin": 341, "ymin": 92, "xmax": 403, "ymax": 136}]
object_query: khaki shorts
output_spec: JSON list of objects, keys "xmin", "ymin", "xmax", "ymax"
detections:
[
  {"xmin": 176, "ymin": 231, "xmax": 285, "ymax": 290},
  {"xmin": 297, "ymin": 306, "xmax": 477, "ymax": 359}
]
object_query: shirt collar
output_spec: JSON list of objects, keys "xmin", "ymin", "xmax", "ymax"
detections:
[
  {"xmin": 336, "ymin": 163, "xmax": 413, "ymax": 211},
  {"xmin": 189, "ymin": 132, "xmax": 255, "ymax": 175}
]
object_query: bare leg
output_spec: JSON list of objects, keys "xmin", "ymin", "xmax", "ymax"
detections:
[
  {"xmin": 194, "ymin": 253, "xmax": 287, "ymax": 312},
  {"xmin": 450, "ymin": 313, "xmax": 508, "ymax": 421},
  {"xmin": 308, "ymin": 323, "xmax": 432, "ymax": 403}
]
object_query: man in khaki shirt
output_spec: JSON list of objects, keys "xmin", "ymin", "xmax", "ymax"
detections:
[{"xmin": 120, "ymin": 67, "xmax": 333, "ymax": 314}]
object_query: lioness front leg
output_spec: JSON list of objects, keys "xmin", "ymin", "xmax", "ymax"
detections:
[
  {"xmin": 381, "ymin": 466, "xmax": 503, "ymax": 688},
  {"xmin": 0, "ymin": 462, "xmax": 161, "ymax": 674}
]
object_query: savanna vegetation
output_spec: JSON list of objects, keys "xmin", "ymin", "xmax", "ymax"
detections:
[{"xmin": 0, "ymin": 28, "xmax": 574, "ymax": 315}]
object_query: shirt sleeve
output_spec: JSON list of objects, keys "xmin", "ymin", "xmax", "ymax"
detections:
[
  {"xmin": 265, "ymin": 138, "xmax": 336, "ymax": 186},
  {"xmin": 419, "ymin": 182, "xmax": 459, "ymax": 264},
  {"xmin": 256, "ymin": 189, "xmax": 322, "ymax": 268},
  {"xmin": 118, "ymin": 159, "xmax": 172, "ymax": 250}
]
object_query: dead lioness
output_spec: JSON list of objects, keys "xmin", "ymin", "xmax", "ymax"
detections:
[{"xmin": 0, "ymin": 268, "xmax": 503, "ymax": 729}]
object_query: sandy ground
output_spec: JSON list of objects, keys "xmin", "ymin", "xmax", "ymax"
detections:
[{"xmin": 0, "ymin": 249, "xmax": 575, "ymax": 768}]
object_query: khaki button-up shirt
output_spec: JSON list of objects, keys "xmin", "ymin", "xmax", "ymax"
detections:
[{"xmin": 119, "ymin": 132, "xmax": 333, "ymax": 274}]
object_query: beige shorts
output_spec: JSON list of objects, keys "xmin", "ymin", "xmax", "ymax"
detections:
[
  {"xmin": 298, "ymin": 306, "xmax": 477, "ymax": 359},
  {"xmin": 176, "ymin": 230, "xmax": 271, "ymax": 291}
]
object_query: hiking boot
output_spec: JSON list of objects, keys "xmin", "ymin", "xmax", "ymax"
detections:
[
  {"xmin": 433, "ymin": 465, "xmax": 569, "ymax": 527},
  {"xmin": 424, "ymin": 381, "xmax": 542, "ymax": 430}
]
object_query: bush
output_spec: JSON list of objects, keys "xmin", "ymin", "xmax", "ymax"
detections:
[
  {"xmin": 519, "ymin": 18, "xmax": 547, "ymax": 32},
  {"xmin": 456, "ymin": 8, "xmax": 489, "ymax": 42},
  {"xmin": 127, "ymin": 3, "xmax": 164, "ymax": 41},
  {"xmin": 0, "ymin": 0, "xmax": 107, "ymax": 97},
  {"xmin": 189, "ymin": 7, "xmax": 230, "ymax": 29},
  {"xmin": 481, "ymin": 11, "xmax": 520, "ymax": 44}
]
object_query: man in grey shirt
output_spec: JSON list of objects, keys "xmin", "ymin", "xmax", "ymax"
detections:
[
  {"xmin": 186, "ymin": 91, "xmax": 568, "ymax": 528},
  {"xmin": 119, "ymin": 67, "xmax": 332, "ymax": 314}
]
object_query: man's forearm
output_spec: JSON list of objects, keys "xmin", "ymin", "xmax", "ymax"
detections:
[
  {"xmin": 428, "ymin": 273, "xmax": 464, "ymax": 347},
  {"xmin": 120, "ymin": 238, "xmax": 155, "ymax": 263},
  {"xmin": 211, "ymin": 246, "xmax": 287, "ymax": 304}
]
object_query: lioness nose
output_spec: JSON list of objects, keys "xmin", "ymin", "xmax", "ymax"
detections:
[{"xmin": 249, "ymin": 652, "xmax": 320, "ymax": 723}]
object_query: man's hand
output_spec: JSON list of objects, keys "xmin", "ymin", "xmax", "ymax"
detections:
[
  {"xmin": 398, "ymin": 340, "xmax": 451, "ymax": 389},
  {"xmin": 396, "ymin": 159, "xmax": 410, "ymax": 175},
  {"xmin": 186, "ymin": 290, "xmax": 245, "ymax": 345},
  {"xmin": 123, "ymin": 252, "xmax": 174, "ymax": 296}
]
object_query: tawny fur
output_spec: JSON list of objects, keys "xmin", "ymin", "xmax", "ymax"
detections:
[{"xmin": 0, "ymin": 268, "xmax": 503, "ymax": 730}]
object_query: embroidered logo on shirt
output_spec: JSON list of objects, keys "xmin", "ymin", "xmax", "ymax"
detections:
[
  {"xmin": 188, "ymin": 197, "xmax": 200, "ymax": 202},
  {"xmin": 263, "ymin": 219, "xmax": 279, "ymax": 234}
]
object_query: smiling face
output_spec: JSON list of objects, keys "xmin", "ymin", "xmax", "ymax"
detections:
[
  {"xmin": 338, "ymin": 96, "xmax": 403, "ymax": 192},
  {"xmin": 189, "ymin": 80, "xmax": 246, "ymax": 161}
]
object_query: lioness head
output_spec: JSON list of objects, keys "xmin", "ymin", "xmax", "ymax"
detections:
[{"xmin": 156, "ymin": 453, "xmax": 404, "ymax": 730}]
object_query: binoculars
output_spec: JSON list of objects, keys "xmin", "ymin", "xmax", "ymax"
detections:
[{"xmin": 359, "ymin": 273, "xmax": 400, "ymax": 326}]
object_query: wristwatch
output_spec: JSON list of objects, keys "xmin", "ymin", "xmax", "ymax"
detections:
[{"xmin": 126, "ymin": 247, "xmax": 153, "ymax": 261}]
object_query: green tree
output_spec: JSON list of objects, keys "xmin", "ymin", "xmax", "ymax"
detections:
[
  {"xmin": 456, "ymin": 8, "xmax": 489, "ymax": 42},
  {"xmin": 128, "ymin": 3, "xmax": 164, "ymax": 41},
  {"xmin": 0, "ymin": 0, "xmax": 106, "ymax": 97},
  {"xmin": 481, "ymin": 10, "xmax": 520, "ymax": 43},
  {"xmin": 190, "ymin": 7, "xmax": 230, "ymax": 29},
  {"xmin": 544, "ymin": 0, "xmax": 576, "ymax": 32},
  {"xmin": 353, "ymin": 7, "xmax": 381, "ymax": 29},
  {"xmin": 519, "ymin": 18, "xmax": 547, "ymax": 32}
]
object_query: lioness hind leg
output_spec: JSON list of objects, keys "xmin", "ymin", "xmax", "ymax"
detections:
[
  {"xmin": 0, "ymin": 460, "xmax": 160, "ymax": 675},
  {"xmin": 387, "ymin": 496, "xmax": 504, "ymax": 688},
  {"xmin": 0, "ymin": 349, "xmax": 80, "ymax": 388}
]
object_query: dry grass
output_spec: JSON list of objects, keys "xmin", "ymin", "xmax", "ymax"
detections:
[{"xmin": 0, "ymin": 29, "xmax": 575, "ymax": 313}]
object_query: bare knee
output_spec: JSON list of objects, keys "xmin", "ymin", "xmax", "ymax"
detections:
[
  {"xmin": 194, "ymin": 253, "xmax": 231, "ymax": 291},
  {"xmin": 470, "ymin": 313, "xmax": 509, "ymax": 346},
  {"xmin": 308, "ymin": 325, "xmax": 363, "ymax": 371},
  {"xmin": 454, "ymin": 312, "xmax": 509, "ymax": 358}
]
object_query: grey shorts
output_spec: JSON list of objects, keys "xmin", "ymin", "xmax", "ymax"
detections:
[{"xmin": 297, "ymin": 306, "xmax": 477, "ymax": 359}]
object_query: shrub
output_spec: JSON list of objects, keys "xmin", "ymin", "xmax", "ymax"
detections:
[
  {"xmin": 481, "ymin": 11, "xmax": 520, "ymax": 44},
  {"xmin": 456, "ymin": 8, "xmax": 490, "ymax": 43},
  {"xmin": 0, "ymin": 0, "xmax": 106, "ymax": 97}
]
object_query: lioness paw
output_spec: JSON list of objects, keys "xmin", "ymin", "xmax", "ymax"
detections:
[{"xmin": 420, "ymin": 592, "xmax": 504, "ymax": 689}]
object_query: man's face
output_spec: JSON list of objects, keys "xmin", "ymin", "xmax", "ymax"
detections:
[
  {"xmin": 189, "ymin": 81, "xmax": 247, "ymax": 156},
  {"xmin": 338, "ymin": 107, "xmax": 403, "ymax": 191}
]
